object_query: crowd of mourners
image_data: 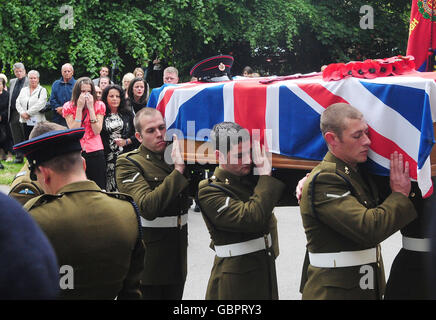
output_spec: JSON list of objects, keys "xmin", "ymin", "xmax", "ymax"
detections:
[
  {"xmin": 0, "ymin": 62, "xmax": 180, "ymax": 190},
  {"xmin": 0, "ymin": 62, "xmax": 259, "ymax": 189}
]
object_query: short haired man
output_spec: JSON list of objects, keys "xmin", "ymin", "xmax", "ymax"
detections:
[
  {"xmin": 116, "ymin": 107, "xmax": 193, "ymax": 300},
  {"xmin": 163, "ymin": 67, "xmax": 179, "ymax": 84},
  {"xmin": 197, "ymin": 122, "xmax": 286, "ymax": 299},
  {"xmin": 299, "ymin": 103, "xmax": 417, "ymax": 300},
  {"xmin": 98, "ymin": 76, "xmax": 110, "ymax": 91},
  {"xmin": 93, "ymin": 66, "xmax": 113, "ymax": 87},
  {"xmin": 8, "ymin": 62, "xmax": 29, "ymax": 163},
  {"xmin": 49, "ymin": 63, "xmax": 76, "ymax": 127},
  {"xmin": 14, "ymin": 122, "xmax": 145, "ymax": 299}
]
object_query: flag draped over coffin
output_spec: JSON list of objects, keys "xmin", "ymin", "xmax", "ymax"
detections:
[
  {"xmin": 147, "ymin": 75, "xmax": 436, "ymax": 198},
  {"xmin": 407, "ymin": 0, "xmax": 436, "ymax": 71}
]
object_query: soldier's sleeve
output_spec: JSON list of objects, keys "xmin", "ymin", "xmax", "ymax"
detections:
[
  {"xmin": 117, "ymin": 239, "xmax": 145, "ymax": 300},
  {"xmin": 198, "ymin": 175, "xmax": 285, "ymax": 233},
  {"xmin": 311, "ymin": 171, "xmax": 417, "ymax": 246},
  {"xmin": 115, "ymin": 156, "xmax": 189, "ymax": 220}
]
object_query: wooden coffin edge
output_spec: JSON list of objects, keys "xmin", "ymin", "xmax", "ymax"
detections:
[{"xmin": 181, "ymin": 136, "xmax": 436, "ymax": 177}]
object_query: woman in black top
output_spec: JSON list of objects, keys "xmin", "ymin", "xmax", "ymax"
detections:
[
  {"xmin": 0, "ymin": 77, "xmax": 13, "ymax": 165},
  {"xmin": 126, "ymin": 77, "xmax": 149, "ymax": 114},
  {"xmin": 101, "ymin": 84, "xmax": 139, "ymax": 191}
]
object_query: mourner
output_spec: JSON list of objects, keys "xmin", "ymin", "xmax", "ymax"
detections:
[
  {"xmin": 197, "ymin": 121, "xmax": 285, "ymax": 300},
  {"xmin": 15, "ymin": 122, "xmax": 145, "ymax": 299},
  {"xmin": 298, "ymin": 103, "xmax": 417, "ymax": 300},
  {"xmin": 116, "ymin": 107, "xmax": 192, "ymax": 300}
]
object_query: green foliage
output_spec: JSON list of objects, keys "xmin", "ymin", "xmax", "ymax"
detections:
[{"xmin": 0, "ymin": 0, "xmax": 412, "ymax": 79}]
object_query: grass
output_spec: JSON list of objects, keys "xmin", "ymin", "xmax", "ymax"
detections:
[
  {"xmin": 0, "ymin": 83, "xmax": 52, "ymax": 185},
  {"xmin": 0, "ymin": 157, "xmax": 24, "ymax": 185}
]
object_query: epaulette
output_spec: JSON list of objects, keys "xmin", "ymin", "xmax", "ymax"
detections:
[
  {"xmin": 102, "ymin": 190, "xmax": 134, "ymax": 202},
  {"xmin": 25, "ymin": 193, "xmax": 63, "ymax": 210}
]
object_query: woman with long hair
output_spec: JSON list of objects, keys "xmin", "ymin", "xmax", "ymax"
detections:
[
  {"xmin": 62, "ymin": 77, "xmax": 107, "ymax": 189},
  {"xmin": 127, "ymin": 77, "xmax": 149, "ymax": 114},
  {"xmin": 100, "ymin": 84, "xmax": 138, "ymax": 191}
]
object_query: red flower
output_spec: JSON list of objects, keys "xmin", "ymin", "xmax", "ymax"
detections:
[
  {"xmin": 390, "ymin": 59, "xmax": 405, "ymax": 75},
  {"xmin": 362, "ymin": 59, "xmax": 381, "ymax": 79},
  {"xmin": 322, "ymin": 63, "xmax": 346, "ymax": 81},
  {"xmin": 341, "ymin": 63, "xmax": 354, "ymax": 79},
  {"xmin": 351, "ymin": 62, "xmax": 366, "ymax": 78},
  {"xmin": 398, "ymin": 55, "xmax": 416, "ymax": 72},
  {"xmin": 375, "ymin": 59, "xmax": 393, "ymax": 77}
]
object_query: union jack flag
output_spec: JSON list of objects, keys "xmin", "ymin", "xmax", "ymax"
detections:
[{"xmin": 147, "ymin": 73, "xmax": 436, "ymax": 198}]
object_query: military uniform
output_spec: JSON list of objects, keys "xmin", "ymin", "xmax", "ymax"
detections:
[
  {"xmin": 381, "ymin": 177, "xmax": 436, "ymax": 299},
  {"xmin": 299, "ymin": 152, "xmax": 417, "ymax": 300},
  {"xmin": 8, "ymin": 162, "xmax": 44, "ymax": 205},
  {"xmin": 197, "ymin": 167, "xmax": 285, "ymax": 300},
  {"xmin": 14, "ymin": 127, "xmax": 145, "ymax": 300},
  {"xmin": 115, "ymin": 143, "xmax": 192, "ymax": 299},
  {"xmin": 24, "ymin": 180, "xmax": 145, "ymax": 299}
]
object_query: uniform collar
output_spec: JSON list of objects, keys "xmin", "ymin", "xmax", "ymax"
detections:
[
  {"xmin": 56, "ymin": 180, "xmax": 101, "ymax": 194},
  {"xmin": 324, "ymin": 151, "xmax": 374, "ymax": 195},
  {"xmin": 324, "ymin": 151, "xmax": 360, "ymax": 175},
  {"xmin": 213, "ymin": 167, "xmax": 254, "ymax": 186},
  {"xmin": 139, "ymin": 144, "xmax": 165, "ymax": 161},
  {"xmin": 138, "ymin": 144, "xmax": 173, "ymax": 172}
]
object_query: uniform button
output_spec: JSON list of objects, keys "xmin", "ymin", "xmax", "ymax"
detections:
[
  {"xmin": 410, "ymin": 192, "xmax": 416, "ymax": 198},
  {"xmin": 154, "ymin": 177, "xmax": 158, "ymax": 181}
]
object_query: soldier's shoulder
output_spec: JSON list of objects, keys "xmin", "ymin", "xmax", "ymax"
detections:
[
  {"xmin": 24, "ymin": 193, "xmax": 62, "ymax": 211},
  {"xmin": 198, "ymin": 175, "xmax": 229, "ymax": 196},
  {"xmin": 102, "ymin": 190, "xmax": 135, "ymax": 203}
]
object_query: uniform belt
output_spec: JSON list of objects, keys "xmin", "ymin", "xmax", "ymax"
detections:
[
  {"xmin": 214, "ymin": 234, "xmax": 272, "ymax": 258},
  {"xmin": 308, "ymin": 247, "xmax": 377, "ymax": 268},
  {"xmin": 402, "ymin": 236, "xmax": 431, "ymax": 252},
  {"xmin": 140, "ymin": 214, "xmax": 188, "ymax": 229}
]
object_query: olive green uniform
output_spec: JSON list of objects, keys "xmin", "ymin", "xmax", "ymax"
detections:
[
  {"xmin": 24, "ymin": 180, "xmax": 145, "ymax": 299},
  {"xmin": 299, "ymin": 152, "xmax": 417, "ymax": 300},
  {"xmin": 9, "ymin": 163, "xmax": 44, "ymax": 205},
  {"xmin": 115, "ymin": 144, "xmax": 192, "ymax": 298},
  {"xmin": 197, "ymin": 167, "xmax": 285, "ymax": 300}
]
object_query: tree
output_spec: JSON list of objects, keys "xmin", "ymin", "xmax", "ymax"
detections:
[{"xmin": 0, "ymin": 0, "xmax": 412, "ymax": 83}]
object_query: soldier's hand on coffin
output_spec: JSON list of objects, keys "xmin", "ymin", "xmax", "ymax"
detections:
[
  {"xmin": 252, "ymin": 136, "xmax": 271, "ymax": 176},
  {"xmin": 172, "ymin": 134, "xmax": 185, "ymax": 174},
  {"xmin": 389, "ymin": 151, "xmax": 411, "ymax": 197}
]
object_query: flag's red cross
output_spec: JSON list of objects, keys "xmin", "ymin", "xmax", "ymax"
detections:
[{"xmin": 418, "ymin": 0, "xmax": 436, "ymax": 21}]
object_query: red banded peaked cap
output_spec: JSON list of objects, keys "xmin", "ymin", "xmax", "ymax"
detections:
[
  {"xmin": 190, "ymin": 55, "xmax": 234, "ymax": 78},
  {"xmin": 13, "ymin": 128, "xmax": 85, "ymax": 166}
]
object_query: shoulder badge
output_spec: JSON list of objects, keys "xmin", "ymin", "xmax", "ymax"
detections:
[{"xmin": 25, "ymin": 193, "xmax": 62, "ymax": 210}]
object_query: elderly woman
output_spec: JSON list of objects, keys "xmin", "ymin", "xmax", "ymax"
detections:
[
  {"xmin": 100, "ymin": 84, "xmax": 138, "ymax": 191},
  {"xmin": 15, "ymin": 70, "xmax": 47, "ymax": 139},
  {"xmin": 127, "ymin": 77, "xmax": 149, "ymax": 114},
  {"xmin": 63, "ymin": 77, "xmax": 107, "ymax": 189}
]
